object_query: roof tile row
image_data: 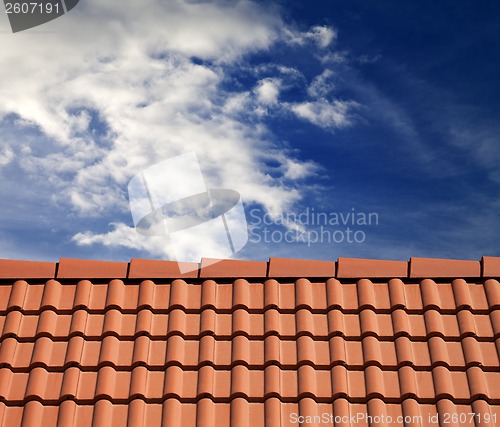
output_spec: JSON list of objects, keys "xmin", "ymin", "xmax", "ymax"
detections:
[
  {"xmin": 1, "ymin": 256, "xmax": 499, "ymax": 280},
  {"xmin": 1, "ymin": 308, "xmax": 499, "ymax": 340},
  {"xmin": 1, "ymin": 365, "xmax": 499, "ymax": 403},
  {"xmin": 1, "ymin": 335, "xmax": 498, "ymax": 370},
  {"xmin": 1, "ymin": 278, "xmax": 499, "ymax": 313},
  {"xmin": 1, "ymin": 399, "xmax": 498, "ymax": 427}
]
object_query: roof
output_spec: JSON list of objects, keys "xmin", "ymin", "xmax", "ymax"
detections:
[{"xmin": 0, "ymin": 256, "xmax": 499, "ymax": 426}]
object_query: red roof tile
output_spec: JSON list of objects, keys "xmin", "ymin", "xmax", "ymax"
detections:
[
  {"xmin": 57, "ymin": 258, "xmax": 128, "ymax": 279},
  {"xmin": 483, "ymin": 256, "xmax": 500, "ymax": 278},
  {"xmin": 0, "ymin": 256, "xmax": 499, "ymax": 426},
  {"xmin": 268, "ymin": 257, "xmax": 335, "ymax": 277},
  {"xmin": 0, "ymin": 260, "xmax": 56, "ymax": 279},
  {"xmin": 199, "ymin": 258, "xmax": 267, "ymax": 278},
  {"xmin": 337, "ymin": 257, "xmax": 407, "ymax": 278},
  {"xmin": 128, "ymin": 258, "xmax": 198, "ymax": 279},
  {"xmin": 409, "ymin": 257, "xmax": 481, "ymax": 278}
]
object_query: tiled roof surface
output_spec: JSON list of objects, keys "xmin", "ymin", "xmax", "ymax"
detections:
[{"xmin": 0, "ymin": 256, "xmax": 499, "ymax": 426}]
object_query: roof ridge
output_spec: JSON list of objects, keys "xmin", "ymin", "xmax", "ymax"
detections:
[{"xmin": 0, "ymin": 256, "xmax": 498, "ymax": 280}]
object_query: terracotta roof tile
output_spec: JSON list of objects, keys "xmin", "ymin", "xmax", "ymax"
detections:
[
  {"xmin": 128, "ymin": 258, "xmax": 198, "ymax": 279},
  {"xmin": 199, "ymin": 258, "xmax": 267, "ymax": 278},
  {"xmin": 57, "ymin": 258, "xmax": 128, "ymax": 279},
  {"xmin": 409, "ymin": 257, "xmax": 481, "ymax": 278},
  {"xmin": 483, "ymin": 256, "xmax": 500, "ymax": 277},
  {"xmin": 0, "ymin": 256, "xmax": 499, "ymax": 426},
  {"xmin": 337, "ymin": 257, "xmax": 408, "ymax": 278},
  {"xmin": 268, "ymin": 257, "xmax": 335, "ymax": 278},
  {"xmin": 0, "ymin": 260, "xmax": 56, "ymax": 279}
]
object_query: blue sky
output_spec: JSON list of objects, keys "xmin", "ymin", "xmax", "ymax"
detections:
[{"xmin": 0, "ymin": 0, "xmax": 498, "ymax": 263}]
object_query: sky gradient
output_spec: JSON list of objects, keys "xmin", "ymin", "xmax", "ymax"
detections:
[{"xmin": 0, "ymin": 0, "xmax": 498, "ymax": 263}]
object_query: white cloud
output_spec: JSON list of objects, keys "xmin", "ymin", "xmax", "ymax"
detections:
[
  {"xmin": 285, "ymin": 25, "xmax": 337, "ymax": 48},
  {"xmin": 72, "ymin": 223, "xmax": 172, "ymax": 258},
  {"xmin": 291, "ymin": 99, "xmax": 358, "ymax": 129},
  {"xmin": 311, "ymin": 26, "xmax": 337, "ymax": 48},
  {"xmin": 0, "ymin": 0, "xmax": 357, "ymax": 260},
  {"xmin": 0, "ymin": 146, "xmax": 14, "ymax": 166},
  {"xmin": 307, "ymin": 69, "xmax": 336, "ymax": 98},
  {"xmin": 254, "ymin": 78, "xmax": 281, "ymax": 105},
  {"xmin": 282, "ymin": 158, "xmax": 319, "ymax": 180},
  {"xmin": 321, "ymin": 51, "xmax": 349, "ymax": 64}
]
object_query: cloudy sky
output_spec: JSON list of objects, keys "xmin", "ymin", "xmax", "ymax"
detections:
[{"xmin": 0, "ymin": 0, "xmax": 498, "ymax": 263}]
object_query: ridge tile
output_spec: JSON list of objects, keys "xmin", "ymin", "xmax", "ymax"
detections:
[
  {"xmin": 129, "ymin": 258, "xmax": 198, "ymax": 279},
  {"xmin": 199, "ymin": 258, "xmax": 267, "ymax": 278},
  {"xmin": 0, "ymin": 260, "xmax": 56, "ymax": 279},
  {"xmin": 409, "ymin": 257, "xmax": 481, "ymax": 278},
  {"xmin": 57, "ymin": 258, "xmax": 128, "ymax": 279},
  {"xmin": 337, "ymin": 257, "xmax": 408, "ymax": 278},
  {"xmin": 268, "ymin": 258, "xmax": 335, "ymax": 278},
  {"xmin": 483, "ymin": 256, "xmax": 500, "ymax": 277}
]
